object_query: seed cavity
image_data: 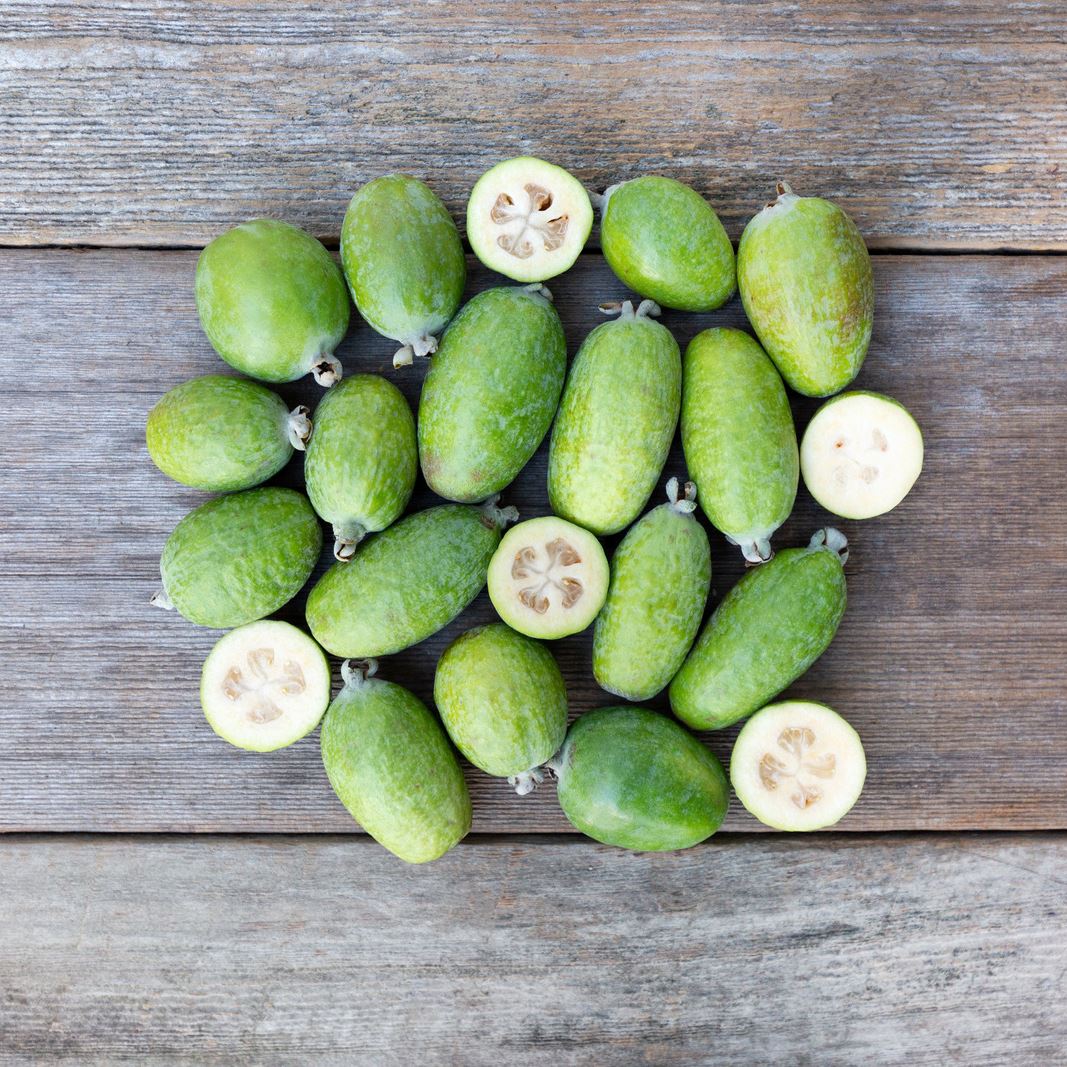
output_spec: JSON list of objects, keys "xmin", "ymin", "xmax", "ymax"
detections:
[
  {"xmin": 222, "ymin": 647, "xmax": 306, "ymax": 725},
  {"xmin": 511, "ymin": 537, "xmax": 584, "ymax": 614},
  {"xmin": 491, "ymin": 183, "xmax": 569, "ymax": 259},
  {"xmin": 828, "ymin": 428, "xmax": 887, "ymax": 485},
  {"xmin": 758, "ymin": 726, "xmax": 836, "ymax": 809}
]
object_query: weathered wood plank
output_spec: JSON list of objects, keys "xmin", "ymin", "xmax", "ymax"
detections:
[
  {"xmin": 0, "ymin": 249, "xmax": 1064, "ymax": 832},
  {"xmin": 0, "ymin": 1, "xmax": 1064, "ymax": 249},
  {"xmin": 0, "ymin": 833, "xmax": 1064, "ymax": 1064}
]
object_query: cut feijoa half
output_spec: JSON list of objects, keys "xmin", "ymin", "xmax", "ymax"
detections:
[
  {"xmin": 488, "ymin": 516, "xmax": 609, "ymax": 640},
  {"xmin": 200, "ymin": 621, "xmax": 331, "ymax": 752},
  {"xmin": 801, "ymin": 391, "xmax": 923, "ymax": 520},
  {"xmin": 467, "ymin": 157, "xmax": 594, "ymax": 283},
  {"xmin": 730, "ymin": 700, "xmax": 866, "ymax": 831}
]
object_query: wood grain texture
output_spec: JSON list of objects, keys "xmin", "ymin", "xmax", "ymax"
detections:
[
  {"xmin": 1, "ymin": 249, "xmax": 1064, "ymax": 833},
  {"xmin": 1, "ymin": 1, "xmax": 1064, "ymax": 249},
  {"xmin": 0, "ymin": 833, "xmax": 1065, "ymax": 1064}
]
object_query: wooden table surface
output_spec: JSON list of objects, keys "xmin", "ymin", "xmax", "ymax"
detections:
[{"xmin": 1, "ymin": 3, "xmax": 1065, "ymax": 1062}]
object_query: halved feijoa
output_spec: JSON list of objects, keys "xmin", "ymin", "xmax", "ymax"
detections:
[
  {"xmin": 200, "ymin": 621, "xmax": 331, "ymax": 752},
  {"xmin": 730, "ymin": 700, "xmax": 866, "ymax": 831},
  {"xmin": 801, "ymin": 391, "xmax": 923, "ymax": 520},
  {"xmin": 467, "ymin": 157, "xmax": 593, "ymax": 283},
  {"xmin": 487, "ymin": 516, "xmax": 609, "ymax": 640}
]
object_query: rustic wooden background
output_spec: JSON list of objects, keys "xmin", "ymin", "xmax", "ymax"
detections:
[{"xmin": 1, "ymin": 2, "xmax": 1065, "ymax": 1062}]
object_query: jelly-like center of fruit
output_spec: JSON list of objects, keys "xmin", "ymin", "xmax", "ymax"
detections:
[
  {"xmin": 758, "ymin": 726, "xmax": 837, "ymax": 809},
  {"xmin": 490, "ymin": 183, "xmax": 570, "ymax": 259},
  {"xmin": 511, "ymin": 536, "xmax": 584, "ymax": 614},
  {"xmin": 830, "ymin": 427, "xmax": 889, "ymax": 488},
  {"xmin": 222, "ymin": 647, "xmax": 306, "ymax": 724}
]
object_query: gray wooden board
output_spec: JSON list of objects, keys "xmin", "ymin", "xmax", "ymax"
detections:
[
  {"xmin": 1, "ymin": 250, "xmax": 1065, "ymax": 833},
  {"xmin": 0, "ymin": 1, "xmax": 1065, "ymax": 249}
]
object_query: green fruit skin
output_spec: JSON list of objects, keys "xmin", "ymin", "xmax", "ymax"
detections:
[
  {"xmin": 669, "ymin": 540, "xmax": 847, "ymax": 730},
  {"xmin": 195, "ymin": 220, "xmax": 350, "ymax": 383},
  {"xmin": 160, "ymin": 487, "xmax": 323, "ymax": 629},
  {"xmin": 548, "ymin": 316, "xmax": 681, "ymax": 535},
  {"xmin": 341, "ymin": 175, "xmax": 466, "ymax": 346},
  {"xmin": 681, "ymin": 328, "xmax": 798, "ymax": 552},
  {"xmin": 601, "ymin": 176, "xmax": 736, "ymax": 312},
  {"xmin": 418, "ymin": 287, "xmax": 566, "ymax": 503},
  {"xmin": 146, "ymin": 375, "xmax": 294, "ymax": 492},
  {"xmin": 434, "ymin": 622, "xmax": 567, "ymax": 778},
  {"xmin": 737, "ymin": 193, "xmax": 873, "ymax": 397},
  {"xmin": 304, "ymin": 374, "xmax": 416, "ymax": 540},
  {"xmin": 321, "ymin": 675, "xmax": 471, "ymax": 863},
  {"xmin": 592, "ymin": 499, "xmax": 711, "ymax": 701},
  {"xmin": 554, "ymin": 706, "xmax": 729, "ymax": 852},
  {"xmin": 305, "ymin": 505, "xmax": 502, "ymax": 657}
]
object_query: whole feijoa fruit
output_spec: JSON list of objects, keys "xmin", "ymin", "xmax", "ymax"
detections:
[
  {"xmin": 304, "ymin": 374, "xmax": 416, "ymax": 560},
  {"xmin": 195, "ymin": 219, "xmax": 349, "ymax": 385},
  {"xmin": 341, "ymin": 175, "xmax": 466, "ymax": 368},
  {"xmin": 321, "ymin": 660, "xmax": 471, "ymax": 864},
  {"xmin": 418, "ymin": 284, "xmax": 566, "ymax": 503},
  {"xmin": 551, "ymin": 706, "xmax": 730, "ymax": 852},
  {"xmin": 737, "ymin": 182, "xmax": 873, "ymax": 397},
  {"xmin": 548, "ymin": 299, "xmax": 681, "ymax": 535},
  {"xmin": 154, "ymin": 487, "xmax": 323, "ymax": 629},
  {"xmin": 681, "ymin": 327, "xmax": 799, "ymax": 563},
  {"xmin": 600, "ymin": 175, "xmax": 735, "ymax": 312}
]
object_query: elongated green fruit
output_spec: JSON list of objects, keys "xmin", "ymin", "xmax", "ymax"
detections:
[
  {"xmin": 418, "ymin": 284, "xmax": 566, "ymax": 502},
  {"xmin": 153, "ymin": 487, "xmax": 323, "ymax": 629},
  {"xmin": 738, "ymin": 183, "xmax": 873, "ymax": 397},
  {"xmin": 305, "ymin": 498, "xmax": 517, "ymax": 657},
  {"xmin": 669, "ymin": 529, "xmax": 849, "ymax": 730},
  {"xmin": 551, "ymin": 706, "xmax": 729, "ymax": 852},
  {"xmin": 434, "ymin": 622, "xmax": 567, "ymax": 791},
  {"xmin": 321, "ymin": 660, "xmax": 471, "ymax": 863},
  {"xmin": 341, "ymin": 175, "xmax": 466, "ymax": 369},
  {"xmin": 147, "ymin": 375, "xmax": 311, "ymax": 492},
  {"xmin": 592, "ymin": 479, "xmax": 711, "ymax": 701},
  {"xmin": 681, "ymin": 328, "xmax": 798, "ymax": 563},
  {"xmin": 304, "ymin": 374, "xmax": 416, "ymax": 560},
  {"xmin": 195, "ymin": 219, "xmax": 349, "ymax": 385},
  {"xmin": 600, "ymin": 175, "xmax": 735, "ymax": 312},
  {"xmin": 548, "ymin": 300, "xmax": 681, "ymax": 535}
]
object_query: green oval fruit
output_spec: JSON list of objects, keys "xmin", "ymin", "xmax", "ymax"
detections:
[
  {"xmin": 681, "ymin": 328, "xmax": 799, "ymax": 563},
  {"xmin": 305, "ymin": 499, "xmax": 517, "ymax": 657},
  {"xmin": 434, "ymin": 622, "xmax": 567, "ymax": 791},
  {"xmin": 195, "ymin": 219, "xmax": 350, "ymax": 386},
  {"xmin": 737, "ymin": 183, "xmax": 873, "ymax": 397},
  {"xmin": 552, "ymin": 706, "xmax": 729, "ymax": 852},
  {"xmin": 341, "ymin": 175, "xmax": 466, "ymax": 368},
  {"xmin": 155, "ymin": 487, "xmax": 323, "ymax": 629},
  {"xmin": 304, "ymin": 374, "xmax": 416, "ymax": 560},
  {"xmin": 321, "ymin": 660, "xmax": 471, "ymax": 863},
  {"xmin": 669, "ymin": 528, "xmax": 849, "ymax": 731},
  {"xmin": 146, "ymin": 375, "xmax": 311, "ymax": 492},
  {"xmin": 592, "ymin": 479, "xmax": 711, "ymax": 701},
  {"xmin": 600, "ymin": 175, "xmax": 735, "ymax": 312},
  {"xmin": 418, "ymin": 285, "xmax": 566, "ymax": 503},
  {"xmin": 548, "ymin": 300, "xmax": 681, "ymax": 535}
]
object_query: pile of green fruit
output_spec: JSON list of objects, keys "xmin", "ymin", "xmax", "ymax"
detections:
[{"xmin": 148, "ymin": 159, "xmax": 924, "ymax": 863}]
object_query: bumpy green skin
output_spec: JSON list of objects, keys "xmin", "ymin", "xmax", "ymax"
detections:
[
  {"xmin": 601, "ymin": 176, "xmax": 736, "ymax": 312},
  {"xmin": 737, "ymin": 190, "xmax": 873, "ymax": 397},
  {"xmin": 669, "ymin": 538, "xmax": 847, "ymax": 730},
  {"xmin": 554, "ymin": 706, "xmax": 729, "ymax": 852},
  {"xmin": 341, "ymin": 175, "xmax": 465, "ymax": 348},
  {"xmin": 434, "ymin": 623, "xmax": 567, "ymax": 778},
  {"xmin": 548, "ymin": 315, "xmax": 681, "ymax": 535},
  {"xmin": 160, "ymin": 488, "xmax": 323, "ymax": 629},
  {"xmin": 195, "ymin": 220, "xmax": 350, "ymax": 383},
  {"xmin": 592, "ymin": 497, "xmax": 711, "ymax": 701},
  {"xmin": 305, "ymin": 505, "xmax": 503, "ymax": 657},
  {"xmin": 146, "ymin": 375, "xmax": 295, "ymax": 492},
  {"xmin": 681, "ymin": 329, "xmax": 798, "ymax": 557},
  {"xmin": 321, "ymin": 673, "xmax": 471, "ymax": 863},
  {"xmin": 304, "ymin": 374, "xmax": 416, "ymax": 544},
  {"xmin": 419, "ymin": 287, "xmax": 566, "ymax": 502}
]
